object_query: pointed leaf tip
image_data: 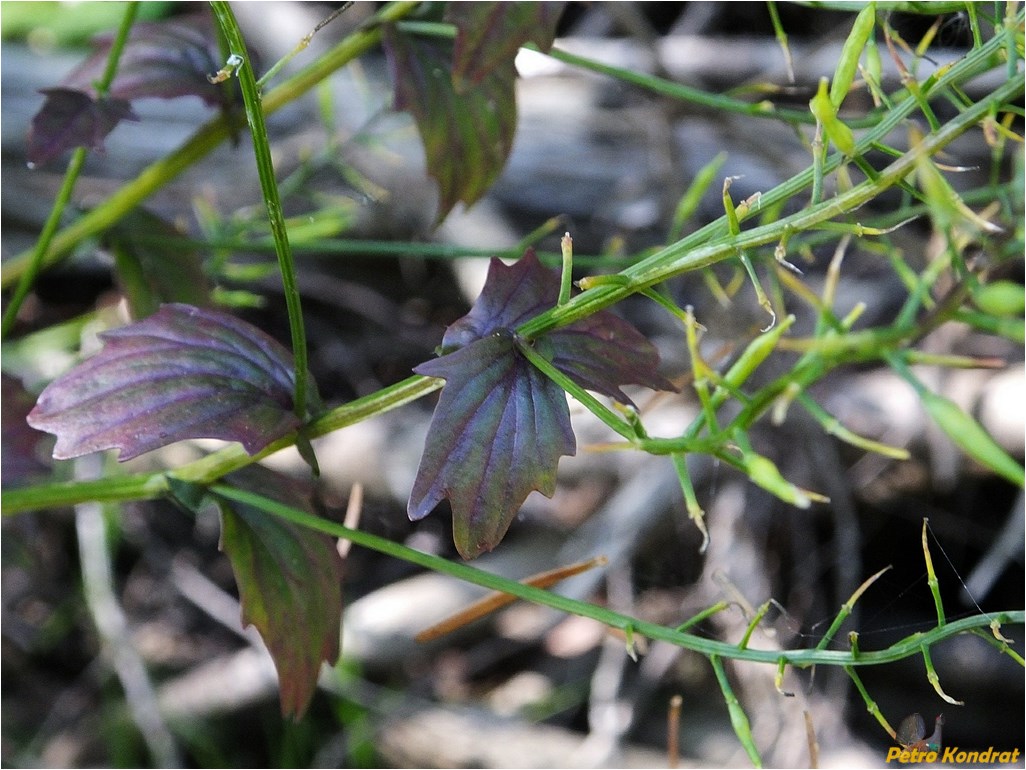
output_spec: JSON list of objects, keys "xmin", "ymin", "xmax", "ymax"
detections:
[
  {"xmin": 217, "ymin": 468, "xmax": 343, "ymax": 719},
  {"xmin": 27, "ymin": 304, "xmax": 312, "ymax": 461}
]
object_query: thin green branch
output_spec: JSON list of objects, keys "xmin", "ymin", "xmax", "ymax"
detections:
[
  {"xmin": 921, "ymin": 518, "xmax": 946, "ymax": 627},
  {"xmin": 675, "ymin": 601, "xmax": 729, "ymax": 633},
  {"xmin": 210, "ymin": 1, "xmax": 309, "ymax": 418},
  {"xmin": 710, "ymin": 655, "xmax": 762, "ymax": 767},
  {"xmin": 5, "ymin": 444, "xmax": 1021, "ymax": 668},
  {"xmin": 514, "ymin": 338, "xmax": 636, "ymax": 442},
  {"xmin": 255, "ymin": 2, "xmax": 353, "ymax": 89},
  {"xmin": 1, "ymin": 148, "xmax": 89, "ymax": 339},
  {"xmin": 76, "ymin": 233, "xmax": 617, "ymax": 269},
  {"xmin": 846, "ymin": 665, "xmax": 897, "ymax": 739},
  {"xmin": 815, "ymin": 566, "xmax": 892, "ymax": 651},
  {"xmin": 0, "ymin": 1, "xmax": 421, "ymax": 290},
  {"xmin": 921, "ymin": 643, "xmax": 964, "ymax": 705},
  {"xmin": 208, "ymin": 483, "xmax": 1024, "ymax": 668},
  {"xmin": 517, "ymin": 67, "xmax": 1024, "ymax": 340},
  {"xmin": 95, "ymin": 3, "xmax": 141, "ymax": 96},
  {"xmin": 557, "ymin": 233, "xmax": 573, "ymax": 306},
  {"xmin": 1, "ymin": 375, "xmax": 441, "ymax": 515},
  {"xmin": 1, "ymin": 1, "xmax": 141, "ymax": 338}
]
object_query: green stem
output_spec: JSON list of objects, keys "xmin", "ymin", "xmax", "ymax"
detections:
[
  {"xmin": 514, "ymin": 338, "xmax": 636, "ymax": 441},
  {"xmin": 517, "ymin": 68, "xmax": 1024, "ymax": 340},
  {"xmin": 210, "ymin": 1, "xmax": 309, "ymax": 418},
  {"xmin": 970, "ymin": 627, "xmax": 1026, "ymax": 666},
  {"xmin": 846, "ymin": 665, "xmax": 897, "ymax": 739},
  {"xmin": 255, "ymin": 2, "xmax": 352, "ymax": 88},
  {"xmin": 209, "ymin": 482, "xmax": 1025, "ymax": 668},
  {"xmin": 557, "ymin": 233, "xmax": 573, "ymax": 306},
  {"xmin": 921, "ymin": 644, "xmax": 963, "ymax": 705},
  {"xmin": 95, "ymin": 2, "xmax": 141, "ymax": 96},
  {"xmin": 1, "ymin": 1, "xmax": 141, "ymax": 338},
  {"xmin": 815, "ymin": 566, "xmax": 892, "ymax": 651},
  {"xmin": 710, "ymin": 655, "xmax": 763, "ymax": 767},
  {"xmin": 766, "ymin": 0, "xmax": 795, "ymax": 83},
  {"xmin": 2, "ymin": 375, "xmax": 441, "ymax": 515},
  {"xmin": 5, "ymin": 466, "xmax": 1021, "ymax": 668},
  {"xmin": 0, "ymin": 1, "xmax": 420, "ymax": 290},
  {"xmin": 1, "ymin": 148, "xmax": 88, "ymax": 338},
  {"xmin": 675, "ymin": 601, "xmax": 729, "ymax": 633},
  {"xmin": 99, "ymin": 233, "xmax": 614, "ymax": 268},
  {"xmin": 810, "ymin": 121, "xmax": 826, "ymax": 206},
  {"xmin": 920, "ymin": 518, "xmax": 946, "ymax": 628},
  {"xmin": 738, "ymin": 602, "xmax": 771, "ymax": 651}
]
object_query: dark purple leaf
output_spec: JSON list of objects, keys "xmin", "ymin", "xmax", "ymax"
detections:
[
  {"xmin": 410, "ymin": 330, "xmax": 577, "ymax": 559},
  {"xmin": 2, "ymin": 374, "xmax": 51, "ymax": 486},
  {"xmin": 549, "ymin": 310, "xmax": 675, "ymax": 405},
  {"xmin": 27, "ymin": 304, "xmax": 314, "ymax": 461},
  {"xmin": 27, "ymin": 87, "xmax": 137, "ymax": 167},
  {"xmin": 439, "ymin": 250, "xmax": 674, "ymax": 401},
  {"xmin": 446, "ymin": 2, "xmax": 565, "ymax": 92},
  {"xmin": 62, "ymin": 14, "xmax": 234, "ymax": 107},
  {"xmin": 218, "ymin": 467, "xmax": 343, "ymax": 719},
  {"xmin": 410, "ymin": 250, "xmax": 675, "ymax": 558},
  {"xmin": 383, "ymin": 23, "xmax": 517, "ymax": 221}
]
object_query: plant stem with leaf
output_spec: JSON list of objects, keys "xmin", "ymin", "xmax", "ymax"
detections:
[
  {"xmin": 210, "ymin": 1, "xmax": 309, "ymax": 418},
  {"xmin": 1, "ymin": 1, "xmax": 141, "ymax": 338},
  {"xmin": 0, "ymin": 1, "xmax": 420, "ymax": 290}
]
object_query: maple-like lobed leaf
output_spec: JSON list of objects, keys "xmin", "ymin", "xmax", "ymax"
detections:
[
  {"xmin": 442, "ymin": 251, "xmax": 675, "ymax": 402},
  {"xmin": 410, "ymin": 331, "xmax": 576, "ymax": 559},
  {"xmin": 27, "ymin": 88, "xmax": 138, "ymax": 167},
  {"xmin": 382, "ymin": 23, "xmax": 517, "ymax": 221},
  {"xmin": 410, "ymin": 250, "xmax": 675, "ymax": 558},
  {"xmin": 446, "ymin": 2, "xmax": 565, "ymax": 92},
  {"xmin": 27, "ymin": 304, "xmax": 313, "ymax": 461},
  {"xmin": 62, "ymin": 14, "xmax": 234, "ymax": 107},
  {"xmin": 217, "ymin": 467, "xmax": 343, "ymax": 719}
]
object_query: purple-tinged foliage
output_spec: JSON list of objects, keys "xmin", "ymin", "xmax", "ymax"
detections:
[
  {"xmin": 62, "ymin": 14, "xmax": 235, "ymax": 107},
  {"xmin": 27, "ymin": 88, "xmax": 137, "ymax": 167},
  {"xmin": 27, "ymin": 304, "xmax": 315, "ymax": 461},
  {"xmin": 410, "ymin": 250, "xmax": 674, "ymax": 558},
  {"xmin": 2, "ymin": 374, "xmax": 51, "ymax": 487},
  {"xmin": 383, "ymin": 23, "xmax": 517, "ymax": 222},
  {"xmin": 446, "ymin": 2, "xmax": 564, "ymax": 92},
  {"xmin": 382, "ymin": 3, "xmax": 563, "ymax": 220},
  {"xmin": 217, "ymin": 467, "xmax": 343, "ymax": 720},
  {"xmin": 104, "ymin": 208, "xmax": 211, "ymax": 319},
  {"xmin": 27, "ymin": 14, "xmax": 237, "ymax": 167},
  {"xmin": 411, "ymin": 330, "xmax": 578, "ymax": 559}
]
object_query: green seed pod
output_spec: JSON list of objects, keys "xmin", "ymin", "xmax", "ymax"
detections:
[
  {"xmin": 920, "ymin": 389, "xmax": 1024, "ymax": 486},
  {"xmin": 720, "ymin": 315, "xmax": 796, "ymax": 397},
  {"xmin": 973, "ymin": 280, "xmax": 1025, "ymax": 317},
  {"xmin": 810, "ymin": 77, "xmax": 856, "ymax": 156},
  {"xmin": 830, "ymin": 3, "xmax": 876, "ymax": 108},
  {"xmin": 864, "ymin": 32, "xmax": 882, "ymax": 91},
  {"xmin": 745, "ymin": 453, "xmax": 812, "ymax": 508}
]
